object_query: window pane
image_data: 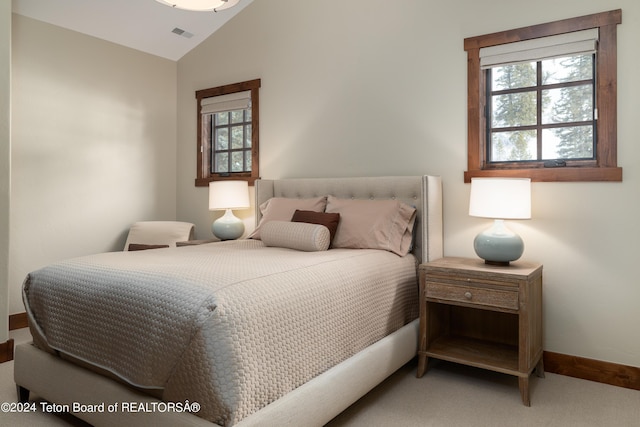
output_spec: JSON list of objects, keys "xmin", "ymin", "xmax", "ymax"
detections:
[
  {"xmin": 490, "ymin": 130, "xmax": 536, "ymax": 161},
  {"xmin": 492, "ymin": 92, "xmax": 537, "ymax": 128},
  {"xmin": 231, "ymin": 126, "xmax": 244, "ymax": 149},
  {"xmin": 208, "ymin": 107, "xmax": 253, "ymax": 174},
  {"xmin": 230, "ymin": 110, "xmax": 244, "ymax": 124},
  {"xmin": 491, "ymin": 62, "xmax": 536, "ymax": 90},
  {"xmin": 214, "ymin": 152, "xmax": 228, "ymax": 173},
  {"xmin": 215, "ymin": 112, "xmax": 229, "ymax": 125},
  {"xmin": 542, "ymin": 54, "xmax": 593, "ymax": 85},
  {"xmin": 542, "ymin": 126, "xmax": 593, "ymax": 160},
  {"xmin": 245, "ymin": 125, "xmax": 252, "ymax": 148},
  {"xmin": 542, "ymin": 85, "xmax": 593, "ymax": 124},
  {"xmin": 231, "ymin": 152, "xmax": 244, "ymax": 172},
  {"xmin": 215, "ymin": 128, "xmax": 228, "ymax": 150}
]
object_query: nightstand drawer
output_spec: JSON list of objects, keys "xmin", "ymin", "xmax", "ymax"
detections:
[{"xmin": 425, "ymin": 281, "xmax": 519, "ymax": 311}]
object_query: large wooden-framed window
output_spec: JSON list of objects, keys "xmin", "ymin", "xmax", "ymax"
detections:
[
  {"xmin": 464, "ymin": 10, "xmax": 622, "ymax": 182},
  {"xmin": 195, "ymin": 79, "xmax": 260, "ymax": 187}
]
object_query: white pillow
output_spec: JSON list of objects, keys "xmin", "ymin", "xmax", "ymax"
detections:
[{"xmin": 261, "ymin": 221, "xmax": 330, "ymax": 252}]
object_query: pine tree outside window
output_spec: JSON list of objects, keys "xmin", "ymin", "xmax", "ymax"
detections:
[
  {"xmin": 464, "ymin": 10, "xmax": 622, "ymax": 182},
  {"xmin": 487, "ymin": 52, "xmax": 595, "ymax": 163}
]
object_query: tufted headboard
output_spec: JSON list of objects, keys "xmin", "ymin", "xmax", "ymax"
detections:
[{"xmin": 254, "ymin": 176, "xmax": 443, "ymax": 263}]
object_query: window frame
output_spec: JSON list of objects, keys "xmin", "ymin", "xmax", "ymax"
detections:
[
  {"xmin": 463, "ymin": 10, "xmax": 622, "ymax": 182},
  {"xmin": 195, "ymin": 78, "xmax": 261, "ymax": 187}
]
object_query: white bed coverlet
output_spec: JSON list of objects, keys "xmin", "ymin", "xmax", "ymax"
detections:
[{"xmin": 23, "ymin": 240, "xmax": 418, "ymax": 425}]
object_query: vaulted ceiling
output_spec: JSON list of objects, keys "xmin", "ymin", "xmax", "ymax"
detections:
[{"xmin": 12, "ymin": 0, "xmax": 253, "ymax": 61}]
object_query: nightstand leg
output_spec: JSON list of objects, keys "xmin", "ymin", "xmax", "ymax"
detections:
[
  {"xmin": 417, "ymin": 353, "xmax": 428, "ymax": 378},
  {"xmin": 518, "ymin": 376, "xmax": 531, "ymax": 406},
  {"xmin": 535, "ymin": 358, "xmax": 545, "ymax": 378}
]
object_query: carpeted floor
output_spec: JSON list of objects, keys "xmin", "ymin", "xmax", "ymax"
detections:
[{"xmin": 1, "ymin": 328, "xmax": 638, "ymax": 426}]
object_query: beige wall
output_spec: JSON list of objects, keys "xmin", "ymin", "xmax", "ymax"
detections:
[
  {"xmin": 9, "ymin": 15, "xmax": 178, "ymax": 314},
  {"xmin": 177, "ymin": 0, "xmax": 640, "ymax": 367},
  {"xmin": 1, "ymin": 1, "xmax": 11, "ymax": 342}
]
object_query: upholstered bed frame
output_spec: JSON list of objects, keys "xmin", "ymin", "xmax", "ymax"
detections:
[{"xmin": 14, "ymin": 175, "xmax": 443, "ymax": 427}]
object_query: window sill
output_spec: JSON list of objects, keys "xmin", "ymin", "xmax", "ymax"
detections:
[
  {"xmin": 464, "ymin": 167, "xmax": 622, "ymax": 183},
  {"xmin": 195, "ymin": 176, "xmax": 259, "ymax": 187}
]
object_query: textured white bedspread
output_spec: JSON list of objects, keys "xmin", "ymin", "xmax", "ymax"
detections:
[{"xmin": 23, "ymin": 240, "xmax": 418, "ymax": 425}]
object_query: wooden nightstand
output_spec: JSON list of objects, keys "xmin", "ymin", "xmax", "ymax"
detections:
[{"xmin": 417, "ymin": 257, "xmax": 544, "ymax": 406}]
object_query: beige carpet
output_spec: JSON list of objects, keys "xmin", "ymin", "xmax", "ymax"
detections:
[{"xmin": 2, "ymin": 328, "xmax": 638, "ymax": 426}]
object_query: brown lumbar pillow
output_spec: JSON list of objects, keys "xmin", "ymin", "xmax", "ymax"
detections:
[{"xmin": 291, "ymin": 210, "xmax": 341, "ymax": 245}]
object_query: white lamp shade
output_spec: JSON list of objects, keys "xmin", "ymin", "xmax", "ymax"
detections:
[
  {"xmin": 155, "ymin": 0, "xmax": 239, "ymax": 12},
  {"xmin": 469, "ymin": 178, "xmax": 531, "ymax": 220},
  {"xmin": 209, "ymin": 181, "xmax": 250, "ymax": 211}
]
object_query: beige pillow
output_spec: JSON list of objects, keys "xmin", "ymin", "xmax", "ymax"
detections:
[
  {"xmin": 261, "ymin": 221, "xmax": 330, "ymax": 252},
  {"xmin": 249, "ymin": 196, "xmax": 327, "ymax": 240},
  {"xmin": 326, "ymin": 195, "xmax": 416, "ymax": 256}
]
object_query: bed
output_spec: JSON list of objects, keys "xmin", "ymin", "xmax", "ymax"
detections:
[{"xmin": 14, "ymin": 175, "xmax": 443, "ymax": 427}]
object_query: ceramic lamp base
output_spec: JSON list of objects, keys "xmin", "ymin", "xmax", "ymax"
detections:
[
  {"xmin": 212, "ymin": 209, "xmax": 244, "ymax": 240},
  {"xmin": 474, "ymin": 219, "xmax": 524, "ymax": 266}
]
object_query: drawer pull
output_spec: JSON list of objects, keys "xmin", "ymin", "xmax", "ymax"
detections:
[{"xmin": 464, "ymin": 291, "xmax": 472, "ymax": 300}]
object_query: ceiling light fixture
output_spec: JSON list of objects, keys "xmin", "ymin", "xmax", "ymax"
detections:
[{"xmin": 155, "ymin": 0, "xmax": 240, "ymax": 12}]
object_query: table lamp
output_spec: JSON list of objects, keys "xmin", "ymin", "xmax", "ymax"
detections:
[
  {"xmin": 469, "ymin": 178, "xmax": 531, "ymax": 266},
  {"xmin": 209, "ymin": 180, "xmax": 250, "ymax": 240}
]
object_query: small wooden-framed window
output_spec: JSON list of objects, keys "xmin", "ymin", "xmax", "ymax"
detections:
[
  {"xmin": 464, "ymin": 10, "xmax": 622, "ymax": 182},
  {"xmin": 195, "ymin": 79, "xmax": 261, "ymax": 186}
]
